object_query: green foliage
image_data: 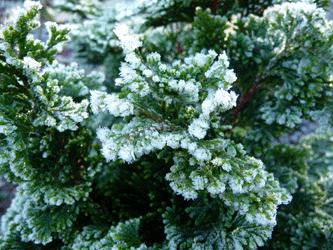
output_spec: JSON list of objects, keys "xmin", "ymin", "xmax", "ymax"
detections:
[
  {"xmin": 54, "ymin": 0, "xmax": 101, "ymax": 19},
  {"xmin": 1, "ymin": 0, "xmax": 333, "ymax": 249},
  {"xmin": 70, "ymin": 218, "xmax": 148, "ymax": 249},
  {"xmin": 60, "ymin": 1, "xmax": 124, "ymax": 91},
  {"xmin": 259, "ymin": 131, "xmax": 333, "ymax": 249}
]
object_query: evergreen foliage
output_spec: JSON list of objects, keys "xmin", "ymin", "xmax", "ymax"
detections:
[{"xmin": 1, "ymin": 0, "xmax": 333, "ymax": 249}]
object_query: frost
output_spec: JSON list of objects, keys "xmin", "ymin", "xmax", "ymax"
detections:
[
  {"xmin": 188, "ymin": 118, "xmax": 209, "ymax": 139},
  {"xmin": 222, "ymin": 162, "xmax": 232, "ymax": 172},
  {"xmin": 24, "ymin": 0, "xmax": 43, "ymax": 10},
  {"xmin": 191, "ymin": 175, "xmax": 208, "ymax": 190},
  {"xmin": 193, "ymin": 148, "xmax": 212, "ymax": 162},
  {"xmin": 113, "ymin": 23, "xmax": 142, "ymax": 51},
  {"xmin": 152, "ymin": 75, "xmax": 160, "ymax": 82},
  {"xmin": 143, "ymin": 69, "xmax": 153, "ymax": 77},
  {"xmin": 23, "ymin": 57, "xmax": 42, "ymax": 71}
]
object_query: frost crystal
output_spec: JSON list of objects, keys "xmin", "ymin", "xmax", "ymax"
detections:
[
  {"xmin": 24, "ymin": 0, "xmax": 43, "ymax": 10},
  {"xmin": 113, "ymin": 23, "xmax": 142, "ymax": 51},
  {"xmin": 188, "ymin": 118, "xmax": 209, "ymax": 139},
  {"xmin": 23, "ymin": 57, "xmax": 42, "ymax": 71}
]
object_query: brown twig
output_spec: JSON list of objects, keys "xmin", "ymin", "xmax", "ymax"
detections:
[
  {"xmin": 211, "ymin": 0, "xmax": 220, "ymax": 14},
  {"xmin": 232, "ymin": 46, "xmax": 285, "ymax": 120},
  {"xmin": 233, "ymin": 76, "xmax": 262, "ymax": 119},
  {"xmin": 177, "ymin": 42, "xmax": 183, "ymax": 54},
  {"xmin": 176, "ymin": 23, "xmax": 183, "ymax": 55}
]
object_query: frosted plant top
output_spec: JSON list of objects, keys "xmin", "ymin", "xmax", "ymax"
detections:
[
  {"xmin": 91, "ymin": 24, "xmax": 239, "ymax": 164},
  {"xmin": 113, "ymin": 23, "xmax": 142, "ymax": 51}
]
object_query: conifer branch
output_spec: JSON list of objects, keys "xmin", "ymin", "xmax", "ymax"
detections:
[{"xmin": 2, "ymin": 1, "xmax": 333, "ymax": 249}]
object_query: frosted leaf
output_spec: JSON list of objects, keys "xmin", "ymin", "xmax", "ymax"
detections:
[
  {"xmin": 201, "ymin": 97, "xmax": 214, "ymax": 116},
  {"xmin": 152, "ymin": 75, "xmax": 160, "ymax": 82},
  {"xmin": 125, "ymin": 52, "xmax": 141, "ymax": 68},
  {"xmin": 90, "ymin": 90, "xmax": 108, "ymax": 114},
  {"xmin": 182, "ymin": 189, "xmax": 198, "ymax": 200},
  {"xmin": 193, "ymin": 148, "xmax": 212, "ymax": 161},
  {"xmin": 150, "ymin": 136, "xmax": 167, "ymax": 150},
  {"xmin": 113, "ymin": 23, "xmax": 130, "ymax": 39},
  {"xmin": 24, "ymin": 0, "xmax": 43, "ymax": 10},
  {"xmin": 227, "ymin": 145, "xmax": 237, "ymax": 157},
  {"xmin": 207, "ymin": 181, "xmax": 226, "ymax": 195},
  {"xmin": 229, "ymin": 177, "xmax": 244, "ymax": 193},
  {"xmin": 222, "ymin": 162, "xmax": 232, "ymax": 172},
  {"xmin": 224, "ymin": 69, "xmax": 237, "ymax": 84},
  {"xmin": 188, "ymin": 118, "xmax": 209, "ymax": 139},
  {"xmin": 166, "ymin": 133, "xmax": 183, "ymax": 149},
  {"xmin": 23, "ymin": 57, "xmax": 42, "ymax": 71},
  {"xmin": 44, "ymin": 116, "xmax": 57, "ymax": 127},
  {"xmin": 118, "ymin": 144, "xmax": 136, "ymax": 162},
  {"xmin": 143, "ymin": 69, "xmax": 153, "ymax": 77},
  {"xmin": 147, "ymin": 52, "xmax": 161, "ymax": 63},
  {"xmin": 211, "ymin": 157, "xmax": 224, "ymax": 166},
  {"xmin": 159, "ymin": 64, "xmax": 167, "ymax": 72},
  {"xmin": 111, "ymin": 99, "xmax": 134, "ymax": 117},
  {"xmin": 96, "ymin": 126, "xmax": 113, "ymax": 141},
  {"xmin": 113, "ymin": 23, "xmax": 142, "ymax": 51},
  {"xmin": 45, "ymin": 21, "xmax": 57, "ymax": 36}
]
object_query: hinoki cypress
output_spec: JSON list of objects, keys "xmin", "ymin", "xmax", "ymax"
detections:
[{"xmin": 0, "ymin": 0, "xmax": 333, "ymax": 249}]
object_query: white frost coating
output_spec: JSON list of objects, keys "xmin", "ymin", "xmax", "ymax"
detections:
[
  {"xmin": 24, "ymin": 0, "xmax": 43, "ymax": 10},
  {"xmin": 265, "ymin": 0, "xmax": 317, "ymax": 22},
  {"xmin": 44, "ymin": 115, "xmax": 57, "ymax": 127},
  {"xmin": 184, "ymin": 49, "xmax": 217, "ymax": 67},
  {"xmin": 193, "ymin": 148, "xmax": 211, "ymax": 162},
  {"xmin": 202, "ymin": 89, "xmax": 238, "ymax": 116},
  {"xmin": 159, "ymin": 64, "xmax": 167, "ymax": 72},
  {"xmin": 165, "ymin": 133, "xmax": 183, "ymax": 149},
  {"xmin": 0, "ymin": 122, "xmax": 17, "ymax": 136},
  {"xmin": 207, "ymin": 181, "xmax": 226, "ymax": 195},
  {"xmin": 105, "ymin": 94, "xmax": 134, "ymax": 117},
  {"xmin": 125, "ymin": 52, "xmax": 141, "ymax": 68},
  {"xmin": 143, "ymin": 69, "xmax": 153, "ymax": 77},
  {"xmin": 45, "ymin": 22, "xmax": 71, "ymax": 52},
  {"xmin": 188, "ymin": 87, "xmax": 238, "ymax": 139},
  {"xmin": 219, "ymin": 51, "xmax": 230, "ymax": 67},
  {"xmin": 120, "ymin": 64, "xmax": 140, "ymax": 83},
  {"xmin": 152, "ymin": 75, "xmax": 160, "ymax": 82},
  {"xmin": 222, "ymin": 162, "xmax": 232, "ymax": 172},
  {"xmin": 204, "ymin": 51, "xmax": 238, "ymax": 86},
  {"xmin": 224, "ymin": 69, "xmax": 237, "ymax": 84},
  {"xmin": 115, "ymin": 78, "xmax": 123, "ymax": 86},
  {"xmin": 23, "ymin": 57, "xmax": 42, "ymax": 71},
  {"xmin": 168, "ymin": 79, "xmax": 200, "ymax": 102},
  {"xmin": 229, "ymin": 177, "xmax": 245, "ymax": 193},
  {"xmin": 88, "ymin": 45, "xmax": 291, "ymax": 239},
  {"xmin": 188, "ymin": 118, "xmax": 209, "ymax": 139},
  {"xmin": 45, "ymin": 21, "xmax": 58, "ymax": 39},
  {"xmin": 191, "ymin": 175, "xmax": 208, "ymax": 190},
  {"xmin": 10, "ymin": 8, "xmax": 26, "ymax": 26},
  {"xmin": 118, "ymin": 144, "xmax": 136, "ymax": 162},
  {"xmin": 90, "ymin": 90, "xmax": 134, "ymax": 117},
  {"xmin": 211, "ymin": 157, "xmax": 224, "ymax": 166},
  {"xmin": 11, "ymin": 0, "xmax": 42, "ymax": 24},
  {"xmin": 113, "ymin": 23, "xmax": 142, "ymax": 51}
]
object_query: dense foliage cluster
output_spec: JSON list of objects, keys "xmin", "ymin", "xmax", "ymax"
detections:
[{"xmin": 1, "ymin": 0, "xmax": 333, "ymax": 249}]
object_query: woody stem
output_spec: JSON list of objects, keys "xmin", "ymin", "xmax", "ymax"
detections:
[
  {"xmin": 211, "ymin": 0, "xmax": 220, "ymax": 14},
  {"xmin": 233, "ymin": 46, "xmax": 285, "ymax": 120}
]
